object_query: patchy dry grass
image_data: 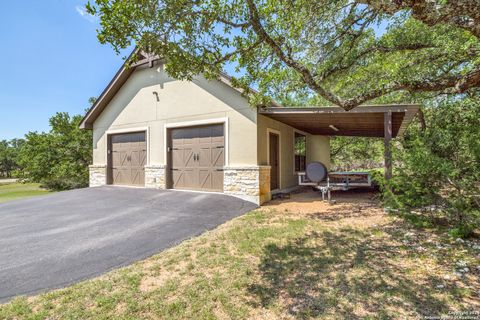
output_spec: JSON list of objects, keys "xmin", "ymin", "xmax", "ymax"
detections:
[
  {"xmin": 0, "ymin": 189, "xmax": 478, "ymax": 319},
  {"xmin": 0, "ymin": 182, "xmax": 50, "ymax": 203}
]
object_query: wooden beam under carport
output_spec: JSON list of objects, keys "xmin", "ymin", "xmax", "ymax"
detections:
[{"xmin": 384, "ymin": 110, "xmax": 393, "ymax": 180}]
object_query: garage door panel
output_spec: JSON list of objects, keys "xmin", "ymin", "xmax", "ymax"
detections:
[
  {"xmin": 198, "ymin": 147, "xmax": 224, "ymax": 167},
  {"xmin": 212, "ymin": 148, "xmax": 224, "ymax": 167},
  {"xmin": 185, "ymin": 150, "xmax": 195, "ymax": 167},
  {"xmin": 172, "ymin": 148, "xmax": 195, "ymax": 168},
  {"xmin": 131, "ymin": 170, "xmax": 141, "ymax": 186},
  {"xmin": 211, "ymin": 136, "xmax": 224, "ymax": 145},
  {"xmin": 140, "ymin": 150, "xmax": 147, "ymax": 166},
  {"xmin": 109, "ymin": 131, "xmax": 146, "ymax": 186},
  {"xmin": 172, "ymin": 171, "xmax": 184, "ymax": 188},
  {"xmin": 132, "ymin": 149, "xmax": 140, "ymax": 163},
  {"xmin": 129, "ymin": 150, "xmax": 141, "ymax": 166},
  {"xmin": 199, "ymin": 169, "xmax": 211, "ymax": 190},
  {"xmin": 198, "ymin": 147, "xmax": 212, "ymax": 167},
  {"xmin": 171, "ymin": 149, "xmax": 184, "ymax": 166},
  {"xmin": 112, "ymin": 151, "xmax": 128, "ymax": 167},
  {"xmin": 212, "ymin": 170, "xmax": 224, "ymax": 191},
  {"xmin": 172, "ymin": 138, "xmax": 196, "ymax": 148},
  {"xmin": 169, "ymin": 124, "xmax": 224, "ymax": 192},
  {"xmin": 198, "ymin": 169, "xmax": 223, "ymax": 191},
  {"xmin": 172, "ymin": 169, "xmax": 196, "ymax": 189},
  {"xmin": 112, "ymin": 169, "xmax": 121, "ymax": 184},
  {"xmin": 183, "ymin": 169, "xmax": 197, "ymax": 189},
  {"xmin": 112, "ymin": 168, "xmax": 130, "ymax": 185}
]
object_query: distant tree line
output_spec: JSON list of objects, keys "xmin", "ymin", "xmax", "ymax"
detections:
[{"xmin": 0, "ymin": 139, "xmax": 24, "ymax": 178}]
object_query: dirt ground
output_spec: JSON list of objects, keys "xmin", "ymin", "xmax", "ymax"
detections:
[{"xmin": 263, "ymin": 187, "xmax": 383, "ymax": 219}]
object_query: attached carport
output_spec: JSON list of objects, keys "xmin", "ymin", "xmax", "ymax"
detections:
[{"xmin": 259, "ymin": 104, "xmax": 420, "ymax": 179}]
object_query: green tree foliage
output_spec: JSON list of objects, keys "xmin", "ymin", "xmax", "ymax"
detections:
[
  {"xmin": 330, "ymin": 137, "xmax": 383, "ymax": 171},
  {"xmin": 384, "ymin": 95, "xmax": 480, "ymax": 237},
  {"xmin": 86, "ymin": 0, "xmax": 479, "ymax": 108},
  {"xmin": 17, "ymin": 113, "xmax": 92, "ymax": 190},
  {"xmin": 0, "ymin": 139, "xmax": 24, "ymax": 178}
]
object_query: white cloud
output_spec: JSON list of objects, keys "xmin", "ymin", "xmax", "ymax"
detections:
[{"xmin": 75, "ymin": 5, "xmax": 97, "ymax": 23}]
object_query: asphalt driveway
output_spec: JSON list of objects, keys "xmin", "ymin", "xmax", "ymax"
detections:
[{"xmin": 0, "ymin": 186, "xmax": 257, "ymax": 303}]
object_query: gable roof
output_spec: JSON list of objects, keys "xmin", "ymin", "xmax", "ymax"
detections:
[
  {"xmin": 80, "ymin": 50, "xmax": 154, "ymax": 129},
  {"xmin": 79, "ymin": 50, "xmax": 281, "ymax": 129}
]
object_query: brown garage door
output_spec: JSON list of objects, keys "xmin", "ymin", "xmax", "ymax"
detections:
[
  {"xmin": 168, "ymin": 124, "xmax": 224, "ymax": 192},
  {"xmin": 108, "ymin": 131, "xmax": 147, "ymax": 186}
]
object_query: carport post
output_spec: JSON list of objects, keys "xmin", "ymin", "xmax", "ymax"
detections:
[{"xmin": 384, "ymin": 111, "xmax": 393, "ymax": 180}]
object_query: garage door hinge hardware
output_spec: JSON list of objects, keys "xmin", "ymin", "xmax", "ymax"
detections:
[
  {"xmin": 216, "ymin": 146, "xmax": 224, "ymax": 148},
  {"xmin": 216, "ymin": 169, "xmax": 224, "ymax": 171},
  {"xmin": 170, "ymin": 168, "xmax": 179, "ymax": 171}
]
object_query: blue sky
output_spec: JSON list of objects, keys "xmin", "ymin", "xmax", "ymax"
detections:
[{"xmin": 0, "ymin": 1, "xmax": 129, "ymax": 140}]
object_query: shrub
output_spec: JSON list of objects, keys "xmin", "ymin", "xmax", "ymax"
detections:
[
  {"xmin": 16, "ymin": 113, "xmax": 92, "ymax": 190},
  {"xmin": 383, "ymin": 96, "xmax": 480, "ymax": 237}
]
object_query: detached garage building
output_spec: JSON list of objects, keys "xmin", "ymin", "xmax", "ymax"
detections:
[{"xmin": 81, "ymin": 51, "xmax": 418, "ymax": 205}]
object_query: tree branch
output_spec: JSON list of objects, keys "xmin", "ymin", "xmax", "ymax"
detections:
[
  {"xmin": 357, "ymin": 0, "xmax": 480, "ymax": 39},
  {"xmin": 245, "ymin": 0, "xmax": 348, "ymax": 107},
  {"xmin": 342, "ymin": 67, "xmax": 480, "ymax": 108},
  {"xmin": 320, "ymin": 43, "xmax": 435, "ymax": 80},
  {"xmin": 417, "ymin": 107, "xmax": 427, "ymax": 132},
  {"xmin": 215, "ymin": 17, "xmax": 251, "ymax": 28}
]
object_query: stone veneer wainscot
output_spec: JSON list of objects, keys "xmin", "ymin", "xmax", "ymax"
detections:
[
  {"xmin": 223, "ymin": 166, "xmax": 271, "ymax": 205},
  {"xmin": 145, "ymin": 165, "xmax": 166, "ymax": 189},
  {"xmin": 89, "ymin": 165, "xmax": 107, "ymax": 187}
]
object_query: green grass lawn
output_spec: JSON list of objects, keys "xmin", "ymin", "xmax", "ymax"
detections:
[
  {"xmin": 0, "ymin": 182, "xmax": 51, "ymax": 203},
  {"xmin": 0, "ymin": 194, "xmax": 478, "ymax": 319}
]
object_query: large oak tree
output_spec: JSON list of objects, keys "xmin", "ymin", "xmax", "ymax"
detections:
[{"xmin": 86, "ymin": 0, "xmax": 480, "ymax": 109}]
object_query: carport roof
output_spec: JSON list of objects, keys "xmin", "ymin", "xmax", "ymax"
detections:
[{"xmin": 259, "ymin": 104, "xmax": 420, "ymax": 137}]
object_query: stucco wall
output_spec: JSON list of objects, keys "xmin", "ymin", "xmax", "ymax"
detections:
[
  {"xmin": 306, "ymin": 135, "xmax": 331, "ymax": 170},
  {"xmin": 92, "ymin": 63, "xmax": 258, "ymax": 167},
  {"xmin": 257, "ymin": 114, "xmax": 330, "ymax": 190}
]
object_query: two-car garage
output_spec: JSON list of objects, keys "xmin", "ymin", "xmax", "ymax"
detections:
[{"xmin": 107, "ymin": 124, "xmax": 225, "ymax": 192}]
